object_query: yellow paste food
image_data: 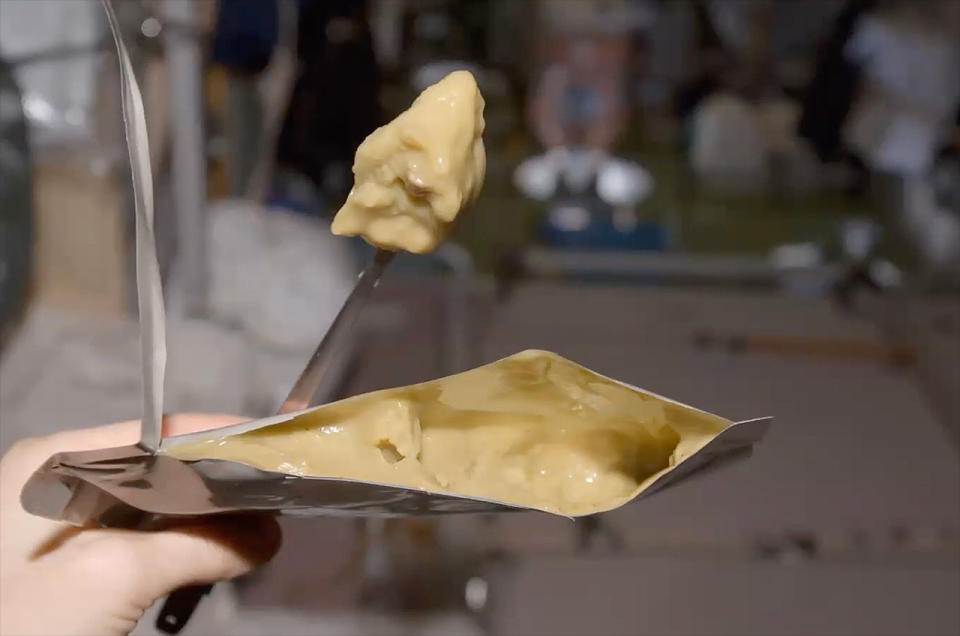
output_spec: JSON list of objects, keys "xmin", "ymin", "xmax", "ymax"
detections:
[
  {"xmin": 167, "ymin": 351, "xmax": 730, "ymax": 516},
  {"xmin": 330, "ymin": 70, "xmax": 486, "ymax": 253}
]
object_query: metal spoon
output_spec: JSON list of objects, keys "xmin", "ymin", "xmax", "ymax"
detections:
[
  {"xmin": 155, "ymin": 248, "xmax": 394, "ymax": 632},
  {"xmin": 277, "ymin": 247, "xmax": 395, "ymax": 414}
]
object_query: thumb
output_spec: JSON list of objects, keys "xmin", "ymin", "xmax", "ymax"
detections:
[{"xmin": 108, "ymin": 515, "xmax": 282, "ymax": 605}]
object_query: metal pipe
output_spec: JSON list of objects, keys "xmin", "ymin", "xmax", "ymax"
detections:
[{"xmin": 162, "ymin": 0, "xmax": 207, "ymax": 317}]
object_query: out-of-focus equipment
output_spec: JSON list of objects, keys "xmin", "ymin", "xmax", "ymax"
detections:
[
  {"xmin": 514, "ymin": 147, "xmax": 661, "ymax": 250},
  {"xmin": 931, "ymin": 145, "xmax": 960, "ymax": 218},
  {"xmin": 0, "ymin": 0, "xmax": 107, "ymax": 154},
  {"xmin": 842, "ymin": 4, "xmax": 960, "ymax": 179},
  {"xmin": 275, "ymin": 0, "xmax": 381, "ymax": 208},
  {"xmin": 212, "ymin": 0, "xmax": 279, "ymax": 75},
  {"xmin": 0, "ymin": 0, "xmax": 131, "ymax": 317},
  {"xmin": 0, "ymin": 56, "xmax": 32, "ymax": 346},
  {"xmin": 689, "ymin": 90, "xmax": 820, "ymax": 196},
  {"xmin": 693, "ymin": 331, "xmax": 915, "ymax": 367},
  {"xmin": 796, "ymin": 0, "xmax": 875, "ymax": 164},
  {"xmin": 210, "ymin": 0, "xmax": 287, "ymax": 201}
]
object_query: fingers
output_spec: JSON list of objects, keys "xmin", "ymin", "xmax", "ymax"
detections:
[
  {"xmin": 76, "ymin": 515, "xmax": 282, "ymax": 605},
  {"xmin": 2, "ymin": 414, "xmax": 247, "ymax": 495},
  {"xmin": 1, "ymin": 414, "xmax": 249, "ymax": 569},
  {"xmin": 1, "ymin": 517, "xmax": 282, "ymax": 636},
  {"xmin": 1, "ymin": 422, "xmax": 137, "ymax": 495},
  {"xmin": 133, "ymin": 515, "xmax": 283, "ymax": 602},
  {"xmin": 36, "ymin": 413, "xmax": 244, "ymax": 455}
]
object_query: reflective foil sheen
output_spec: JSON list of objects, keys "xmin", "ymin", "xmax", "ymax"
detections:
[{"xmin": 20, "ymin": 417, "xmax": 769, "ymax": 528}]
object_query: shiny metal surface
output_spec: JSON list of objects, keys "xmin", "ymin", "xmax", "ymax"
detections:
[
  {"xmin": 103, "ymin": 0, "xmax": 166, "ymax": 453},
  {"xmin": 278, "ymin": 248, "xmax": 395, "ymax": 414}
]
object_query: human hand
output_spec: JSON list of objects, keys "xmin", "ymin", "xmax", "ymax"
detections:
[{"xmin": 0, "ymin": 415, "xmax": 282, "ymax": 636}]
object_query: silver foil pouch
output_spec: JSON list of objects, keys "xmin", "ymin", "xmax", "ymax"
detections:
[{"xmin": 21, "ymin": 350, "xmax": 770, "ymax": 527}]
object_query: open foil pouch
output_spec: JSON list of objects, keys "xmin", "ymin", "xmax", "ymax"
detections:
[
  {"xmin": 21, "ymin": 350, "xmax": 770, "ymax": 526},
  {"xmin": 15, "ymin": 5, "xmax": 770, "ymax": 633},
  {"xmin": 19, "ymin": 1, "xmax": 769, "ymax": 530}
]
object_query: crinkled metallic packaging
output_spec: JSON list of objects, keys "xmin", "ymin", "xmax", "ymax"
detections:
[{"xmin": 21, "ymin": 351, "xmax": 771, "ymax": 528}]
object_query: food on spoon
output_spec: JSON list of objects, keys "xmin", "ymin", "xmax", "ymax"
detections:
[{"xmin": 330, "ymin": 70, "xmax": 486, "ymax": 253}]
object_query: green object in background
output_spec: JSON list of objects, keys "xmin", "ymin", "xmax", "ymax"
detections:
[
  {"xmin": 633, "ymin": 147, "xmax": 882, "ymax": 254},
  {"xmin": 0, "ymin": 56, "xmax": 32, "ymax": 345}
]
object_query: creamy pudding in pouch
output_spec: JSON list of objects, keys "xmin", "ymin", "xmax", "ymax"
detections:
[
  {"xmin": 164, "ymin": 350, "xmax": 767, "ymax": 518},
  {"xmin": 21, "ymin": 350, "xmax": 769, "ymax": 525}
]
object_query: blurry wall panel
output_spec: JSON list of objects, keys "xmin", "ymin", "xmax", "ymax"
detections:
[{"xmin": 32, "ymin": 165, "xmax": 126, "ymax": 314}]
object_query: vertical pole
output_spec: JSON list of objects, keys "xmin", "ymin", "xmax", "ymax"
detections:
[{"xmin": 163, "ymin": 0, "xmax": 207, "ymax": 316}]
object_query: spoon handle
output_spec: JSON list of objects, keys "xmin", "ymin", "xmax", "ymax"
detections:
[{"xmin": 277, "ymin": 248, "xmax": 395, "ymax": 414}]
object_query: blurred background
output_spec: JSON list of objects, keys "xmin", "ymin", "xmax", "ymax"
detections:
[{"xmin": 0, "ymin": 0, "xmax": 958, "ymax": 634}]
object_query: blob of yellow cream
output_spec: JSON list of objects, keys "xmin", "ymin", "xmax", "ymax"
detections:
[
  {"xmin": 330, "ymin": 70, "xmax": 486, "ymax": 253},
  {"xmin": 166, "ymin": 351, "xmax": 730, "ymax": 516}
]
